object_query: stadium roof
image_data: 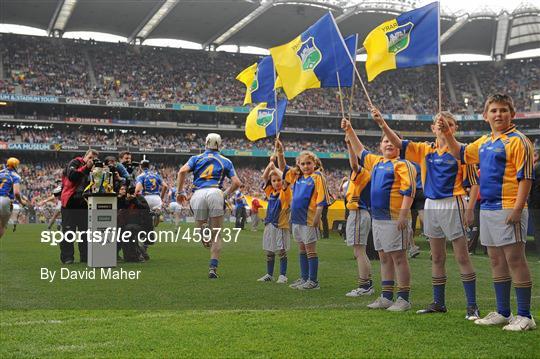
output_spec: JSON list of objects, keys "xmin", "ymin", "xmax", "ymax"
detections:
[{"xmin": 1, "ymin": 0, "xmax": 539, "ymax": 58}]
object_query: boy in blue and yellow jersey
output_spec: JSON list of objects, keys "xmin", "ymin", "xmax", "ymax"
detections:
[
  {"xmin": 373, "ymin": 108, "xmax": 481, "ymax": 320},
  {"xmin": 177, "ymin": 133, "xmax": 242, "ymax": 279},
  {"xmin": 0, "ymin": 157, "xmax": 26, "ymax": 238},
  {"xmin": 343, "ymin": 134, "xmax": 374, "ymax": 298},
  {"xmin": 276, "ymin": 139, "xmax": 328, "ymax": 290},
  {"xmin": 257, "ymin": 159, "xmax": 292, "ymax": 284},
  {"xmin": 442, "ymin": 94, "xmax": 536, "ymax": 331},
  {"xmin": 343, "ymin": 117, "xmax": 416, "ymax": 312}
]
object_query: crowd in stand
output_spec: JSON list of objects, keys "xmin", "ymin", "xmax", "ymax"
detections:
[
  {"xmin": 1, "ymin": 125, "xmax": 384, "ymax": 153},
  {"xmin": 2, "ymin": 34, "xmax": 538, "ymax": 114}
]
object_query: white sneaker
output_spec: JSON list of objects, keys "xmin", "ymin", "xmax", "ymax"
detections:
[
  {"xmin": 387, "ymin": 297, "xmax": 412, "ymax": 312},
  {"xmin": 503, "ymin": 316, "xmax": 537, "ymax": 331},
  {"xmin": 257, "ymin": 274, "xmax": 273, "ymax": 282},
  {"xmin": 298, "ymin": 280, "xmax": 320, "ymax": 290},
  {"xmin": 408, "ymin": 245, "xmax": 420, "ymax": 258},
  {"xmin": 276, "ymin": 275, "xmax": 288, "ymax": 284},
  {"xmin": 346, "ymin": 286, "xmax": 375, "ymax": 297},
  {"xmin": 289, "ymin": 278, "xmax": 306, "ymax": 289},
  {"xmin": 474, "ymin": 312, "xmax": 513, "ymax": 326},
  {"xmin": 367, "ymin": 296, "xmax": 394, "ymax": 309}
]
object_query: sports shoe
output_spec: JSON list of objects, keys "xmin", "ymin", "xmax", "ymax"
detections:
[
  {"xmin": 289, "ymin": 278, "xmax": 306, "ymax": 289},
  {"xmin": 367, "ymin": 296, "xmax": 394, "ymax": 309},
  {"xmin": 409, "ymin": 245, "xmax": 421, "ymax": 258},
  {"xmin": 474, "ymin": 312, "xmax": 512, "ymax": 326},
  {"xmin": 257, "ymin": 274, "xmax": 273, "ymax": 282},
  {"xmin": 387, "ymin": 297, "xmax": 412, "ymax": 312},
  {"xmin": 503, "ymin": 316, "xmax": 537, "ymax": 331},
  {"xmin": 465, "ymin": 305, "xmax": 481, "ymax": 321},
  {"xmin": 298, "ymin": 280, "xmax": 320, "ymax": 290},
  {"xmin": 346, "ymin": 286, "xmax": 375, "ymax": 297},
  {"xmin": 416, "ymin": 302, "xmax": 447, "ymax": 314},
  {"xmin": 208, "ymin": 268, "xmax": 218, "ymax": 279},
  {"xmin": 276, "ymin": 275, "xmax": 288, "ymax": 284}
]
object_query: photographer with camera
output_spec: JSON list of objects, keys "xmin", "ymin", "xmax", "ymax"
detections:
[
  {"xmin": 104, "ymin": 156, "xmax": 125, "ymax": 193},
  {"xmin": 119, "ymin": 151, "xmax": 138, "ymax": 186},
  {"xmin": 117, "ymin": 184, "xmax": 154, "ymax": 262},
  {"xmin": 59, "ymin": 149, "xmax": 99, "ymax": 264}
]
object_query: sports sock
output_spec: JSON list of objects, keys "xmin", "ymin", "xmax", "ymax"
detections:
[
  {"xmin": 299, "ymin": 251, "xmax": 308, "ymax": 280},
  {"xmin": 307, "ymin": 252, "xmax": 318, "ymax": 282},
  {"xmin": 266, "ymin": 254, "xmax": 275, "ymax": 276},
  {"xmin": 514, "ymin": 281, "xmax": 532, "ymax": 319},
  {"xmin": 382, "ymin": 280, "xmax": 395, "ymax": 301},
  {"xmin": 397, "ymin": 286, "xmax": 410, "ymax": 302},
  {"xmin": 209, "ymin": 258, "xmax": 218, "ymax": 269},
  {"xmin": 432, "ymin": 275, "xmax": 447, "ymax": 306},
  {"xmin": 461, "ymin": 272, "xmax": 477, "ymax": 307},
  {"xmin": 493, "ymin": 276, "xmax": 512, "ymax": 317},
  {"xmin": 279, "ymin": 254, "xmax": 287, "ymax": 276}
]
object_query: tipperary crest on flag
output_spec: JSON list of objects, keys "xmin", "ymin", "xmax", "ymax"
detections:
[
  {"xmin": 296, "ymin": 37, "xmax": 322, "ymax": 71},
  {"xmin": 386, "ymin": 22, "xmax": 414, "ymax": 54},
  {"xmin": 256, "ymin": 108, "xmax": 275, "ymax": 128},
  {"xmin": 250, "ymin": 72, "xmax": 259, "ymax": 93}
]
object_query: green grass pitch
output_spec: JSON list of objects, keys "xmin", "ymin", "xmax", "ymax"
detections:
[{"xmin": 1, "ymin": 224, "xmax": 539, "ymax": 358}]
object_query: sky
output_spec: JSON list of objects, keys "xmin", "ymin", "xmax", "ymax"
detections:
[{"xmin": 0, "ymin": 0, "xmax": 538, "ymax": 61}]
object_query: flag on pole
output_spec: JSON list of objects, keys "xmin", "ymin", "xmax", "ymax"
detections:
[
  {"xmin": 269, "ymin": 12, "xmax": 354, "ymax": 100},
  {"xmin": 363, "ymin": 1, "xmax": 439, "ymax": 81},
  {"xmin": 236, "ymin": 56, "xmax": 281, "ymax": 105},
  {"xmin": 245, "ymin": 99, "xmax": 287, "ymax": 141},
  {"xmin": 323, "ymin": 33, "xmax": 358, "ymax": 87}
]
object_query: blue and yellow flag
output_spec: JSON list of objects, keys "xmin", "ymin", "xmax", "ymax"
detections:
[
  {"xmin": 269, "ymin": 12, "xmax": 354, "ymax": 100},
  {"xmin": 245, "ymin": 99, "xmax": 287, "ymax": 141},
  {"xmin": 236, "ymin": 56, "xmax": 280, "ymax": 105},
  {"xmin": 323, "ymin": 33, "xmax": 358, "ymax": 87},
  {"xmin": 363, "ymin": 1, "xmax": 439, "ymax": 81}
]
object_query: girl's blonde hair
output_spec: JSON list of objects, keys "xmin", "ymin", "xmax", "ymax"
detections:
[{"xmin": 296, "ymin": 151, "xmax": 324, "ymax": 172}]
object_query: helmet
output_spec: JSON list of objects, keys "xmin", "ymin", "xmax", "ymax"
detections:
[
  {"xmin": 140, "ymin": 159, "xmax": 150, "ymax": 169},
  {"xmin": 205, "ymin": 133, "xmax": 222, "ymax": 150},
  {"xmin": 6, "ymin": 157, "xmax": 20, "ymax": 169}
]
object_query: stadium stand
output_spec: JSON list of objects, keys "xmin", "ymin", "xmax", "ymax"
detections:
[{"xmin": 1, "ymin": 34, "xmax": 539, "ymax": 114}]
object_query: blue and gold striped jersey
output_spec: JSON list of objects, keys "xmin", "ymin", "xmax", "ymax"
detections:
[
  {"xmin": 460, "ymin": 125, "xmax": 534, "ymax": 210},
  {"xmin": 264, "ymin": 183, "xmax": 292, "ymax": 229},
  {"xmin": 284, "ymin": 166, "xmax": 329, "ymax": 227},
  {"xmin": 401, "ymin": 140, "xmax": 478, "ymax": 199},
  {"xmin": 0, "ymin": 168, "xmax": 21, "ymax": 199},
  {"xmin": 359, "ymin": 150, "xmax": 416, "ymax": 220},
  {"xmin": 136, "ymin": 170, "xmax": 163, "ymax": 195},
  {"xmin": 187, "ymin": 150, "xmax": 236, "ymax": 191},
  {"xmin": 345, "ymin": 167, "xmax": 371, "ymax": 211}
]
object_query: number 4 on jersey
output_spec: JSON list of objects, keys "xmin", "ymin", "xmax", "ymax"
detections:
[{"xmin": 200, "ymin": 164, "xmax": 214, "ymax": 180}]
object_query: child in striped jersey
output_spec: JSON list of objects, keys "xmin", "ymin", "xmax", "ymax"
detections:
[
  {"xmin": 343, "ymin": 117, "xmax": 417, "ymax": 312},
  {"xmin": 276, "ymin": 139, "xmax": 329, "ymax": 290},
  {"xmin": 441, "ymin": 93, "xmax": 536, "ymax": 331},
  {"xmin": 257, "ymin": 158, "xmax": 292, "ymax": 284},
  {"xmin": 372, "ymin": 107, "xmax": 481, "ymax": 320},
  {"xmin": 343, "ymin": 134, "xmax": 374, "ymax": 297}
]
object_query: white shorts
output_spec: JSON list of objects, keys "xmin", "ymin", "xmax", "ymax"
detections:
[
  {"xmin": 144, "ymin": 195, "xmax": 163, "ymax": 211},
  {"xmin": 190, "ymin": 187, "xmax": 225, "ymax": 221},
  {"xmin": 292, "ymin": 223, "xmax": 320, "ymax": 244},
  {"xmin": 346, "ymin": 209, "xmax": 371, "ymax": 246},
  {"xmin": 0, "ymin": 197, "xmax": 11, "ymax": 225},
  {"xmin": 424, "ymin": 196, "xmax": 467, "ymax": 241},
  {"xmin": 168, "ymin": 201, "xmax": 182, "ymax": 213},
  {"xmin": 372, "ymin": 219, "xmax": 412, "ymax": 253},
  {"xmin": 263, "ymin": 223, "xmax": 291, "ymax": 252},
  {"xmin": 8, "ymin": 202, "xmax": 20, "ymax": 224},
  {"xmin": 480, "ymin": 209, "xmax": 528, "ymax": 247}
]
